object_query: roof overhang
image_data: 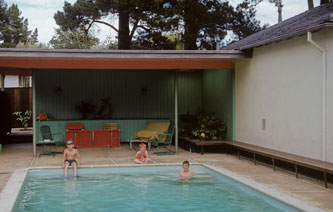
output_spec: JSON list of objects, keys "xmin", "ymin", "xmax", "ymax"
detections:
[{"xmin": 0, "ymin": 48, "xmax": 250, "ymax": 75}]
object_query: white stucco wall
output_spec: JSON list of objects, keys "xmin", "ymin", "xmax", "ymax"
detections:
[{"xmin": 235, "ymin": 27, "xmax": 333, "ymax": 162}]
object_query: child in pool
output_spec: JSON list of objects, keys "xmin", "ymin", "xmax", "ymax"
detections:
[
  {"xmin": 62, "ymin": 140, "xmax": 81, "ymax": 176},
  {"xmin": 134, "ymin": 143, "xmax": 150, "ymax": 164},
  {"xmin": 179, "ymin": 160, "xmax": 194, "ymax": 180}
]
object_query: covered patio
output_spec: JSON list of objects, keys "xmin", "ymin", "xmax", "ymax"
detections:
[{"xmin": 0, "ymin": 48, "xmax": 248, "ymax": 156}]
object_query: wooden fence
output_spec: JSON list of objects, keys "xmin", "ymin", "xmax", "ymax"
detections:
[{"xmin": 6, "ymin": 87, "xmax": 32, "ymax": 128}]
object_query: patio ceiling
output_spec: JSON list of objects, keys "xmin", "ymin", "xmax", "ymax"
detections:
[{"xmin": 0, "ymin": 48, "xmax": 250, "ymax": 72}]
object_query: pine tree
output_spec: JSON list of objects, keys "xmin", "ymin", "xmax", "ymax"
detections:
[
  {"xmin": 54, "ymin": 0, "xmax": 264, "ymax": 50},
  {"xmin": 0, "ymin": 0, "xmax": 8, "ymax": 42},
  {"xmin": 54, "ymin": 0, "xmax": 172, "ymax": 49},
  {"xmin": 49, "ymin": 28, "xmax": 99, "ymax": 49},
  {"xmin": 31, "ymin": 28, "xmax": 38, "ymax": 44},
  {"xmin": 0, "ymin": 2, "xmax": 32, "ymax": 48}
]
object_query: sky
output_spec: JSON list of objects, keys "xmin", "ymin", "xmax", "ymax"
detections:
[{"xmin": 5, "ymin": 0, "xmax": 322, "ymax": 44}]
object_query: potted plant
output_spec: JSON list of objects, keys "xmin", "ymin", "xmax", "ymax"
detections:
[
  {"xmin": 13, "ymin": 110, "xmax": 31, "ymax": 130},
  {"xmin": 179, "ymin": 109, "xmax": 227, "ymax": 152},
  {"xmin": 191, "ymin": 109, "xmax": 227, "ymax": 141},
  {"xmin": 180, "ymin": 109, "xmax": 227, "ymax": 141}
]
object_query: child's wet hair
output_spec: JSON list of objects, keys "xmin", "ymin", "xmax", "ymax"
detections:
[
  {"xmin": 182, "ymin": 160, "xmax": 190, "ymax": 166},
  {"xmin": 139, "ymin": 143, "xmax": 146, "ymax": 149}
]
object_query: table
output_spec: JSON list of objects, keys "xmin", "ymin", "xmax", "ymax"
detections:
[{"xmin": 129, "ymin": 138, "xmax": 152, "ymax": 150}]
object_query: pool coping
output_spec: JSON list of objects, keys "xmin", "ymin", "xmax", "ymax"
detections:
[{"xmin": 0, "ymin": 163, "xmax": 325, "ymax": 212}]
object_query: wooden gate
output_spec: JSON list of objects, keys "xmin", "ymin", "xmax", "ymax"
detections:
[{"xmin": 6, "ymin": 87, "xmax": 32, "ymax": 128}]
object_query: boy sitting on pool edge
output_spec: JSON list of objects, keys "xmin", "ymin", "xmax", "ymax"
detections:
[
  {"xmin": 62, "ymin": 140, "xmax": 81, "ymax": 177},
  {"xmin": 179, "ymin": 160, "xmax": 194, "ymax": 180},
  {"xmin": 134, "ymin": 143, "xmax": 150, "ymax": 164}
]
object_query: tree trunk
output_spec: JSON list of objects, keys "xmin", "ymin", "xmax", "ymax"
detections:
[
  {"xmin": 321, "ymin": 0, "xmax": 330, "ymax": 4},
  {"xmin": 118, "ymin": 10, "xmax": 131, "ymax": 49},
  {"xmin": 184, "ymin": 21, "xmax": 198, "ymax": 50},
  {"xmin": 308, "ymin": 0, "xmax": 314, "ymax": 9}
]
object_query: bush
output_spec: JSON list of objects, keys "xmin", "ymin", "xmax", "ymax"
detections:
[{"xmin": 13, "ymin": 110, "xmax": 31, "ymax": 129}]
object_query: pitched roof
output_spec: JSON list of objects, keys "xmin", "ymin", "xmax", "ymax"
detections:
[{"xmin": 223, "ymin": 3, "xmax": 333, "ymax": 50}]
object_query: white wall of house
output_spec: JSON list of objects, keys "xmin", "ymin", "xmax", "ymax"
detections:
[
  {"xmin": 235, "ymin": 27, "xmax": 333, "ymax": 162},
  {"xmin": 4, "ymin": 75, "xmax": 19, "ymax": 87},
  {"xmin": 2, "ymin": 75, "xmax": 32, "ymax": 88}
]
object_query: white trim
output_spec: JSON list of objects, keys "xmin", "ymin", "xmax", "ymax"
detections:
[{"xmin": 0, "ymin": 168, "xmax": 29, "ymax": 212}]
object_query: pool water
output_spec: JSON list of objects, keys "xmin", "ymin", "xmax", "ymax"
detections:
[{"xmin": 13, "ymin": 166, "xmax": 300, "ymax": 212}]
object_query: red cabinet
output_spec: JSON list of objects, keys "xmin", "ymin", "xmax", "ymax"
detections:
[{"xmin": 65, "ymin": 129, "xmax": 120, "ymax": 148}]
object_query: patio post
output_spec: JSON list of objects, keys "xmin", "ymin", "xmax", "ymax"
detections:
[
  {"xmin": 32, "ymin": 73, "xmax": 36, "ymax": 157},
  {"xmin": 174, "ymin": 70, "xmax": 178, "ymax": 154},
  {"xmin": 0, "ymin": 74, "xmax": 5, "ymax": 91}
]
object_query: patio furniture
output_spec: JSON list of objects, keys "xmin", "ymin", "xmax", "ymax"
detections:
[
  {"xmin": 129, "ymin": 138, "xmax": 152, "ymax": 150},
  {"xmin": 104, "ymin": 123, "xmax": 118, "ymax": 130},
  {"xmin": 180, "ymin": 137, "xmax": 226, "ymax": 155},
  {"xmin": 129, "ymin": 122, "xmax": 170, "ymax": 150},
  {"xmin": 151, "ymin": 122, "xmax": 175, "ymax": 155},
  {"xmin": 37, "ymin": 125, "xmax": 65, "ymax": 157},
  {"xmin": 66, "ymin": 123, "xmax": 83, "ymax": 131}
]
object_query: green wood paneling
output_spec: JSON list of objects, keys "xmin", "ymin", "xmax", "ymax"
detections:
[
  {"xmin": 178, "ymin": 71, "xmax": 202, "ymax": 115},
  {"xmin": 35, "ymin": 69, "xmax": 202, "ymax": 120},
  {"xmin": 35, "ymin": 68, "xmax": 233, "ymax": 142},
  {"xmin": 202, "ymin": 69, "xmax": 234, "ymax": 140},
  {"xmin": 34, "ymin": 69, "xmax": 202, "ymax": 142},
  {"xmin": 36, "ymin": 70, "xmax": 174, "ymax": 119}
]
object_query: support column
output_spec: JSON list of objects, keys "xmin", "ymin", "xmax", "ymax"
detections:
[
  {"xmin": 174, "ymin": 70, "xmax": 178, "ymax": 154},
  {"xmin": 32, "ymin": 72, "xmax": 36, "ymax": 157},
  {"xmin": 1, "ymin": 74, "xmax": 5, "ymax": 91}
]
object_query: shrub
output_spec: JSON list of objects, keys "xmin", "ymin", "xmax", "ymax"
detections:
[
  {"xmin": 13, "ymin": 110, "xmax": 31, "ymax": 129},
  {"xmin": 180, "ymin": 109, "xmax": 227, "ymax": 141}
]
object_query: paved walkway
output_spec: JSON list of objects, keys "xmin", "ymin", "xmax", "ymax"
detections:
[{"xmin": 0, "ymin": 143, "xmax": 333, "ymax": 211}]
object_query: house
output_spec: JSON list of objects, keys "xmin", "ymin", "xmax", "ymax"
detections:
[
  {"xmin": 224, "ymin": 3, "xmax": 333, "ymax": 162},
  {"xmin": 0, "ymin": 3, "xmax": 332, "ymax": 164},
  {"xmin": 0, "ymin": 49, "xmax": 246, "ymax": 156}
]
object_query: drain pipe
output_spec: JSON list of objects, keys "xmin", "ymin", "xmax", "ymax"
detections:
[{"xmin": 307, "ymin": 31, "xmax": 327, "ymax": 161}]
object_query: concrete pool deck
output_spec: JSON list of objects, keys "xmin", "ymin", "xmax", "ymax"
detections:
[{"xmin": 0, "ymin": 143, "xmax": 333, "ymax": 211}]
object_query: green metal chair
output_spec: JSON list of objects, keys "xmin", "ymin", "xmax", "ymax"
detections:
[
  {"xmin": 152, "ymin": 122, "xmax": 175, "ymax": 155},
  {"xmin": 38, "ymin": 125, "xmax": 65, "ymax": 157}
]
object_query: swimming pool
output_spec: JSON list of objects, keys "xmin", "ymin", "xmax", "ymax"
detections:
[{"xmin": 1, "ymin": 164, "xmax": 324, "ymax": 212}]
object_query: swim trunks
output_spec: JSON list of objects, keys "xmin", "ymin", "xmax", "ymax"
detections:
[{"xmin": 65, "ymin": 159, "xmax": 77, "ymax": 166}]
